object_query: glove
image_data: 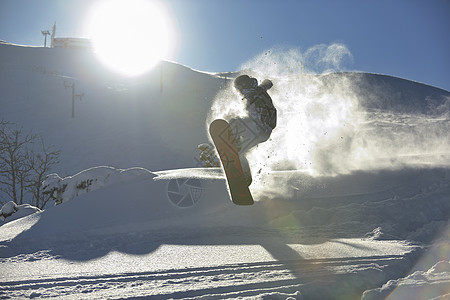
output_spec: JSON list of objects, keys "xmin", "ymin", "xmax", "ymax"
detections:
[{"xmin": 259, "ymin": 79, "xmax": 273, "ymax": 91}]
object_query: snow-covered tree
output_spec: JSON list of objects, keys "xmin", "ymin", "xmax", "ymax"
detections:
[
  {"xmin": 26, "ymin": 137, "xmax": 60, "ymax": 208},
  {"xmin": 0, "ymin": 121, "xmax": 60, "ymax": 209},
  {"xmin": 0, "ymin": 121, "xmax": 34, "ymax": 206}
]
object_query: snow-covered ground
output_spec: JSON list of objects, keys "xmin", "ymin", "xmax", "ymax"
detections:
[{"xmin": 0, "ymin": 42, "xmax": 449, "ymax": 299}]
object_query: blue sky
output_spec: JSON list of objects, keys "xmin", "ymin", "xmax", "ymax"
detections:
[{"xmin": 0, "ymin": 0, "xmax": 449, "ymax": 90}]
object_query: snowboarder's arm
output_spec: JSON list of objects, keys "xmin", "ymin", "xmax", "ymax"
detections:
[{"xmin": 259, "ymin": 79, "xmax": 273, "ymax": 91}]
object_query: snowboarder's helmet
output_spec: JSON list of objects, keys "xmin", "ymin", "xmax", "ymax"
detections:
[{"xmin": 234, "ymin": 75, "xmax": 258, "ymax": 91}]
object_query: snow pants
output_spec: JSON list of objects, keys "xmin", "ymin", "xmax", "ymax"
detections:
[{"xmin": 229, "ymin": 117, "xmax": 272, "ymax": 185}]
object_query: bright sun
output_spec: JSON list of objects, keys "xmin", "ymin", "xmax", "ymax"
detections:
[{"xmin": 85, "ymin": 0, "xmax": 174, "ymax": 76}]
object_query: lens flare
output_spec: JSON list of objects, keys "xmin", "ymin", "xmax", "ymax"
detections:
[{"xmin": 84, "ymin": 0, "xmax": 176, "ymax": 76}]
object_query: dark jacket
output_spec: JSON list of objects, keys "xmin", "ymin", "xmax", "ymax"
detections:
[{"xmin": 244, "ymin": 79, "xmax": 277, "ymax": 129}]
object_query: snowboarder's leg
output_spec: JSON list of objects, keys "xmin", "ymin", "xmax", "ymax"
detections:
[
  {"xmin": 239, "ymin": 154, "xmax": 252, "ymax": 186},
  {"xmin": 228, "ymin": 117, "xmax": 254, "ymax": 185},
  {"xmin": 229, "ymin": 117, "xmax": 271, "ymax": 151},
  {"xmin": 229, "ymin": 117, "xmax": 257, "ymax": 152},
  {"xmin": 228, "ymin": 117, "xmax": 272, "ymax": 186},
  {"xmin": 237, "ymin": 128, "xmax": 271, "ymax": 186}
]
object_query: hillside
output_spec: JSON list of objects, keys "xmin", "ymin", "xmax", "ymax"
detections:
[
  {"xmin": 0, "ymin": 43, "xmax": 449, "ymax": 299},
  {"xmin": 1, "ymin": 43, "xmax": 448, "ymax": 176}
]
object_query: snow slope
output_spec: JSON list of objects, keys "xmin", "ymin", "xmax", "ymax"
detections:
[{"xmin": 0, "ymin": 43, "xmax": 449, "ymax": 299}]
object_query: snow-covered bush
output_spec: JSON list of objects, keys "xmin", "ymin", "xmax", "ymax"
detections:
[
  {"xmin": 198, "ymin": 143, "xmax": 220, "ymax": 167},
  {"xmin": 0, "ymin": 201, "xmax": 41, "ymax": 223}
]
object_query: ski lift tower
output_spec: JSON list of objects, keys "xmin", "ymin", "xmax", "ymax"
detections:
[{"xmin": 41, "ymin": 30, "xmax": 50, "ymax": 47}]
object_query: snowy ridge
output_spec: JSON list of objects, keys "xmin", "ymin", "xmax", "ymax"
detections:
[
  {"xmin": 153, "ymin": 167, "xmax": 224, "ymax": 180},
  {"xmin": 42, "ymin": 166, "xmax": 155, "ymax": 204},
  {"xmin": 0, "ymin": 43, "xmax": 449, "ymax": 299},
  {"xmin": 362, "ymin": 260, "xmax": 450, "ymax": 300}
]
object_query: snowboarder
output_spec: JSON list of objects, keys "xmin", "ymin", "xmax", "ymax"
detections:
[
  {"xmin": 228, "ymin": 75, "xmax": 277, "ymax": 185},
  {"xmin": 200, "ymin": 75, "xmax": 277, "ymax": 186}
]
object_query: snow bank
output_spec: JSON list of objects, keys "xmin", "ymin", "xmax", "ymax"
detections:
[
  {"xmin": 362, "ymin": 260, "xmax": 450, "ymax": 300},
  {"xmin": 42, "ymin": 166, "xmax": 155, "ymax": 204},
  {"xmin": 0, "ymin": 201, "xmax": 41, "ymax": 223}
]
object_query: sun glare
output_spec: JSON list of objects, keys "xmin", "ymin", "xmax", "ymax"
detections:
[{"xmin": 85, "ymin": 0, "xmax": 175, "ymax": 76}]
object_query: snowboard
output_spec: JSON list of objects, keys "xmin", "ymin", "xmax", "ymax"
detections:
[{"xmin": 209, "ymin": 119, "xmax": 254, "ymax": 205}]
